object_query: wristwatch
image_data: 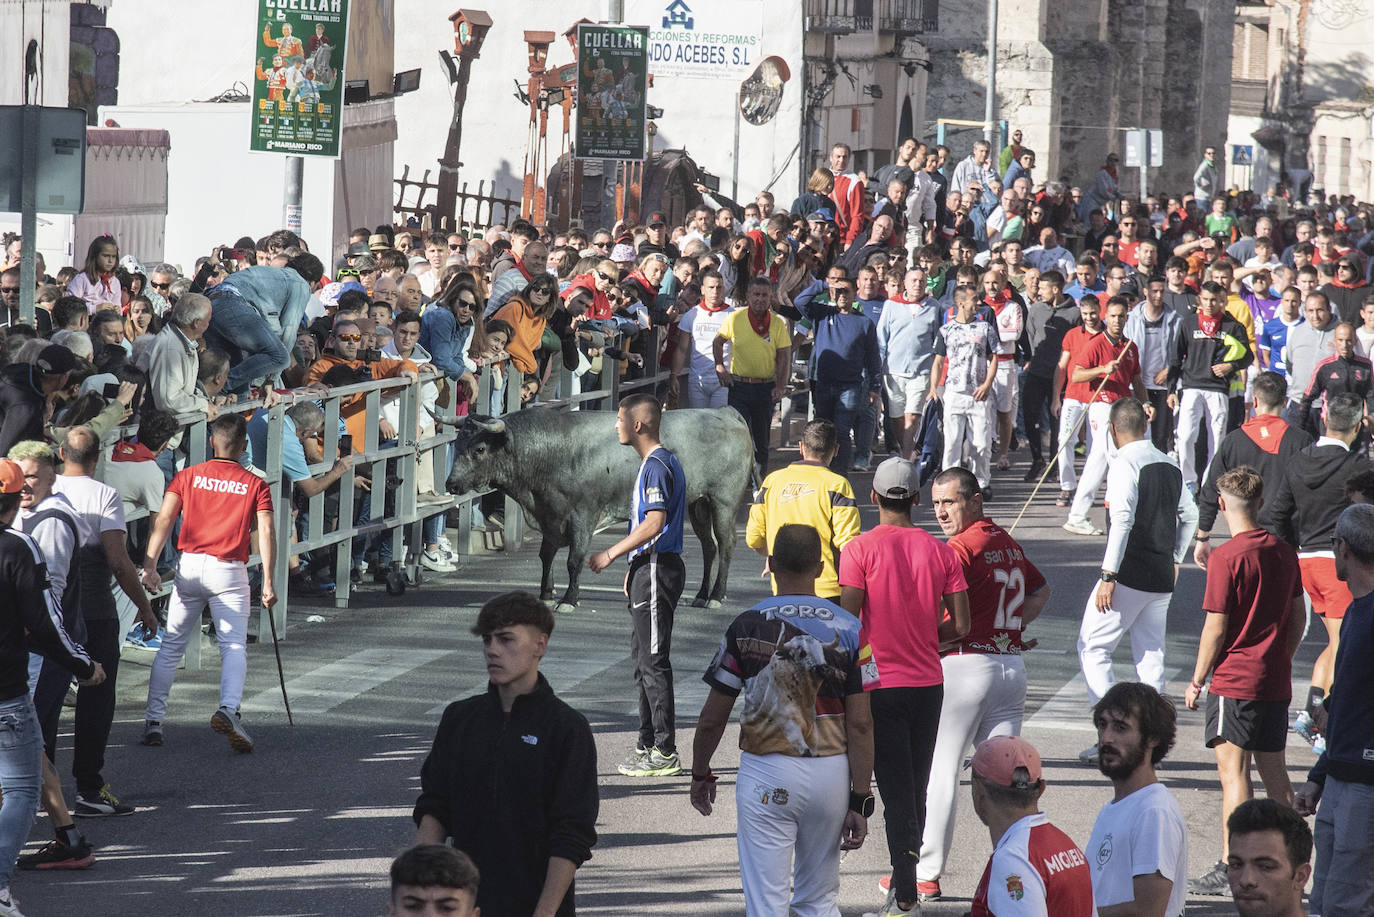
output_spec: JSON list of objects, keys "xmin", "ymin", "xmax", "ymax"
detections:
[
  {"xmin": 1099, "ymin": 570, "xmax": 1117, "ymax": 583},
  {"xmin": 849, "ymin": 790, "xmax": 875, "ymax": 817}
]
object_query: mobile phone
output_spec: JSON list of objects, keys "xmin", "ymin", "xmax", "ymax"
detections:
[
  {"xmin": 338, "ymin": 434, "xmax": 353, "ymax": 455},
  {"xmin": 103, "ymin": 382, "xmax": 121, "ymax": 400}
]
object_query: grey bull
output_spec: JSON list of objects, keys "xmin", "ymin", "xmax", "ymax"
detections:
[{"xmin": 443, "ymin": 406, "xmax": 754, "ymax": 610}]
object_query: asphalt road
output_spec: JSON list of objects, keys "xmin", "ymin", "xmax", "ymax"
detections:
[{"xmin": 17, "ymin": 442, "xmax": 1324, "ymax": 917}]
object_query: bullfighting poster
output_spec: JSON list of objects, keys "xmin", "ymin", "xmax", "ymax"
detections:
[
  {"xmin": 575, "ymin": 23, "xmax": 650, "ymax": 161},
  {"xmin": 250, "ymin": 0, "xmax": 350, "ymax": 158}
]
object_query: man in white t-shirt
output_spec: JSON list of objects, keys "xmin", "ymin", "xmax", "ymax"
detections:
[
  {"xmin": 1085, "ymin": 682, "xmax": 1188, "ymax": 917},
  {"xmin": 46, "ymin": 427, "xmax": 155, "ymax": 817},
  {"xmin": 669, "ymin": 269, "xmax": 735, "ymax": 409}
]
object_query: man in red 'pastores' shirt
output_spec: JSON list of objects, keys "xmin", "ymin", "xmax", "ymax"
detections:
[{"xmin": 138, "ymin": 413, "xmax": 275, "ymax": 754}]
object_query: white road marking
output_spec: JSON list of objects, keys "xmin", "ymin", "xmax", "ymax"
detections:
[
  {"xmin": 1024, "ymin": 665, "xmax": 1183, "ymax": 733},
  {"xmin": 242, "ymin": 648, "xmax": 450, "ymax": 717}
]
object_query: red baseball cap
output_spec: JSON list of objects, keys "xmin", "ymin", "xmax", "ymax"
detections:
[
  {"xmin": 0, "ymin": 459, "xmax": 24, "ymax": 495},
  {"xmin": 971, "ymin": 736, "xmax": 1042, "ymax": 788}
]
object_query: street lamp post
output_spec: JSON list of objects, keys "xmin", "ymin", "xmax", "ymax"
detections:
[{"xmin": 435, "ymin": 9, "xmax": 493, "ymax": 232}]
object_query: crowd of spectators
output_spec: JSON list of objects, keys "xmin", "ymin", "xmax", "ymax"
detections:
[{"xmin": 4, "ymin": 126, "xmax": 1374, "ymax": 912}]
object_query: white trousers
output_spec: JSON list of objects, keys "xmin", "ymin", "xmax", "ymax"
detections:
[
  {"xmin": 684, "ymin": 374, "xmax": 728, "ymax": 409},
  {"xmin": 737, "ymin": 750, "xmax": 850, "ymax": 917},
  {"xmin": 145, "ymin": 553, "xmax": 251, "ymax": 723},
  {"xmin": 1176, "ymin": 388, "xmax": 1228, "ymax": 489},
  {"xmin": 941, "ymin": 391, "xmax": 993, "ymax": 487},
  {"xmin": 1077, "ymin": 582, "xmax": 1171, "ymax": 706},
  {"xmin": 917, "ymin": 653, "xmax": 1027, "ymax": 882},
  {"xmin": 1057, "ymin": 398, "xmax": 1088, "ymax": 492},
  {"xmin": 1068, "ymin": 401, "xmax": 1116, "ymax": 523}
]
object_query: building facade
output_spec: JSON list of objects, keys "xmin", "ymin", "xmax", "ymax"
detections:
[{"xmin": 1226, "ymin": 0, "xmax": 1374, "ymax": 202}]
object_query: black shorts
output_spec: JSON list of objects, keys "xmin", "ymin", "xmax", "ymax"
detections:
[{"xmin": 1204, "ymin": 692, "xmax": 1289, "ymax": 752}]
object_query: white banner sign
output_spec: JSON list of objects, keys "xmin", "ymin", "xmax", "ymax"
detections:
[{"xmin": 626, "ymin": 0, "xmax": 763, "ymax": 81}]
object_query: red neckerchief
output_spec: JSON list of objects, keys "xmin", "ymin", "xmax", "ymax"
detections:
[
  {"xmin": 1332, "ymin": 278, "xmax": 1363, "ymax": 290},
  {"xmin": 747, "ymin": 307, "xmax": 772, "ymax": 338},
  {"xmin": 1198, "ymin": 313, "xmax": 1222, "ymax": 336},
  {"xmin": 627, "ymin": 269, "xmax": 653, "ymax": 294},
  {"xmin": 1104, "ymin": 165, "xmax": 1118, "ymax": 181},
  {"xmin": 515, "ymin": 257, "xmax": 532, "ymax": 282},
  {"xmin": 97, "ymin": 271, "xmax": 116, "ymax": 294},
  {"xmin": 700, "ymin": 300, "xmax": 730, "ymax": 314},
  {"xmin": 1241, "ymin": 415, "xmax": 1289, "ymax": 455},
  {"xmin": 110, "ymin": 440, "xmax": 158, "ymax": 463},
  {"xmin": 983, "ymin": 289, "xmax": 1011, "ymax": 310}
]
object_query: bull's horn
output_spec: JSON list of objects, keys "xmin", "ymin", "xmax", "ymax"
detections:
[
  {"xmin": 431, "ymin": 412, "xmax": 463, "ymax": 427},
  {"xmin": 470, "ymin": 416, "xmax": 506, "ymax": 434}
]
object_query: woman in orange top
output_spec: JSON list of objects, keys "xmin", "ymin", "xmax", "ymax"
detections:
[{"xmin": 493, "ymin": 273, "xmax": 560, "ymax": 375}]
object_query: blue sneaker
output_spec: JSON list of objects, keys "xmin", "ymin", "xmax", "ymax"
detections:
[
  {"xmin": 124, "ymin": 623, "xmax": 162, "ymax": 650},
  {"xmin": 1292, "ymin": 711, "xmax": 1319, "ymax": 744}
]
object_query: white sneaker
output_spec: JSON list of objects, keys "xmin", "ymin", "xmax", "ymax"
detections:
[
  {"xmin": 1062, "ymin": 518, "xmax": 1104, "ymax": 536},
  {"xmin": 437, "ymin": 535, "xmax": 455, "ymax": 560},
  {"xmin": 0, "ymin": 886, "xmax": 28, "ymax": 917},
  {"xmin": 421, "ymin": 548, "xmax": 456, "ymax": 573}
]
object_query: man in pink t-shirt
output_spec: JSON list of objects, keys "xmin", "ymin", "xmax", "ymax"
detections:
[{"xmin": 840, "ymin": 457, "xmax": 970, "ymax": 913}]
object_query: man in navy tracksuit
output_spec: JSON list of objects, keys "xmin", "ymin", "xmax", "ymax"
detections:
[
  {"xmin": 1294, "ymin": 503, "xmax": 1374, "ymax": 917},
  {"xmin": 1193, "ymin": 371, "xmax": 1313, "ymax": 568},
  {"xmin": 413, "ymin": 591, "xmax": 598, "ymax": 917},
  {"xmin": 797, "ymin": 277, "xmax": 883, "ymax": 473}
]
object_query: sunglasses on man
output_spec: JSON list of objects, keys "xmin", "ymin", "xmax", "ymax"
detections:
[{"xmin": 335, "ymin": 332, "xmax": 362, "ymax": 342}]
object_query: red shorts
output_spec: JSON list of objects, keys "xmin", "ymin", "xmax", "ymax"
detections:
[{"xmin": 1298, "ymin": 556, "xmax": 1352, "ymax": 620}]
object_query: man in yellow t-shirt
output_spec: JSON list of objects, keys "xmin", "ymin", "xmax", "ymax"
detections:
[
  {"xmin": 746, "ymin": 419, "xmax": 861, "ymax": 598},
  {"xmin": 712, "ymin": 276, "xmax": 792, "ymax": 471}
]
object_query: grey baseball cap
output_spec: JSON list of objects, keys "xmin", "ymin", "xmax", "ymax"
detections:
[{"xmin": 872, "ymin": 456, "xmax": 919, "ymax": 498}]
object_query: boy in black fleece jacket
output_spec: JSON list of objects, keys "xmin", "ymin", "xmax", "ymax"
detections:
[
  {"xmin": 1194, "ymin": 371, "xmax": 1313, "ymax": 566},
  {"xmin": 413, "ymin": 592, "xmax": 598, "ymax": 917}
]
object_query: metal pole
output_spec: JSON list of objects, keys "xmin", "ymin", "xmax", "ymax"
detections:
[
  {"xmin": 732, "ymin": 88, "xmax": 742, "ymax": 202},
  {"xmin": 1139, "ymin": 130, "xmax": 1149, "ymax": 203},
  {"xmin": 983, "ymin": 0, "xmax": 998, "ymax": 148},
  {"xmin": 19, "ymin": 105, "xmax": 39, "ymax": 327},
  {"xmin": 283, "ymin": 155, "xmax": 304, "ymax": 234},
  {"xmin": 605, "ymin": 0, "xmax": 624, "ymax": 21}
]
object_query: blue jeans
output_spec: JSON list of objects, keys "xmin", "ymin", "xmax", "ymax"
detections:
[
  {"xmin": 1313, "ymin": 776, "xmax": 1374, "ymax": 916},
  {"xmin": 205, "ymin": 287, "xmax": 291, "ymax": 397},
  {"xmin": 812, "ymin": 380, "xmax": 865, "ymax": 473},
  {"xmin": 0, "ymin": 694, "xmax": 44, "ymax": 888}
]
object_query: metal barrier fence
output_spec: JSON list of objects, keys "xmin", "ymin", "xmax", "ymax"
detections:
[{"xmin": 107, "ymin": 323, "xmax": 671, "ymax": 668}]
